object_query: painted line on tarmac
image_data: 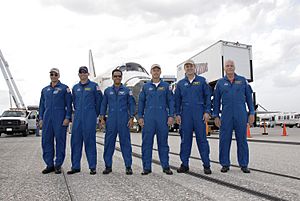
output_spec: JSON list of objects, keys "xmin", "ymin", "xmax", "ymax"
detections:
[
  {"xmin": 96, "ymin": 135, "xmax": 300, "ymax": 181},
  {"xmin": 169, "ymin": 133, "xmax": 300, "ymax": 145},
  {"xmin": 96, "ymin": 139, "xmax": 287, "ymax": 201},
  {"xmin": 62, "ymin": 169, "xmax": 76, "ymax": 201}
]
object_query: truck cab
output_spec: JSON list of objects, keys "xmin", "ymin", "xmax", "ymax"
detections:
[{"xmin": 0, "ymin": 109, "xmax": 29, "ymax": 136}]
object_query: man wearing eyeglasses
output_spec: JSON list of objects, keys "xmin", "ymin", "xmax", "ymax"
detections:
[
  {"xmin": 39, "ymin": 68, "xmax": 72, "ymax": 174},
  {"xmin": 100, "ymin": 69, "xmax": 135, "ymax": 175},
  {"xmin": 138, "ymin": 64, "xmax": 174, "ymax": 175},
  {"xmin": 67, "ymin": 66, "xmax": 103, "ymax": 175}
]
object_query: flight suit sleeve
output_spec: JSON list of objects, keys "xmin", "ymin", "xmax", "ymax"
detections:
[
  {"xmin": 174, "ymin": 84, "xmax": 182, "ymax": 116},
  {"xmin": 38, "ymin": 89, "xmax": 45, "ymax": 121},
  {"xmin": 167, "ymin": 84, "xmax": 175, "ymax": 117},
  {"xmin": 137, "ymin": 86, "xmax": 146, "ymax": 119},
  {"xmin": 100, "ymin": 89, "xmax": 108, "ymax": 116},
  {"xmin": 203, "ymin": 79, "xmax": 212, "ymax": 114},
  {"xmin": 64, "ymin": 86, "xmax": 72, "ymax": 120},
  {"xmin": 212, "ymin": 81, "xmax": 221, "ymax": 118},
  {"xmin": 128, "ymin": 89, "xmax": 136, "ymax": 117},
  {"xmin": 245, "ymin": 80, "xmax": 255, "ymax": 115},
  {"xmin": 94, "ymin": 84, "xmax": 103, "ymax": 117}
]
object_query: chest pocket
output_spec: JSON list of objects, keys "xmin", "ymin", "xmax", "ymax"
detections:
[{"xmin": 118, "ymin": 90, "xmax": 127, "ymax": 102}]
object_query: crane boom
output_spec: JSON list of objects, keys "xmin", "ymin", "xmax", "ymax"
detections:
[{"xmin": 0, "ymin": 50, "xmax": 26, "ymax": 109}]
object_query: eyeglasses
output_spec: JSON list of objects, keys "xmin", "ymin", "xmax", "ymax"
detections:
[
  {"xmin": 50, "ymin": 73, "xmax": 58, "ymax": 77},
  {"xmin": 113, "ymin": 75, "xmax": 122, "ymax": 78}
]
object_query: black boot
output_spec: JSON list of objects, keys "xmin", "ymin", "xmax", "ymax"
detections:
[
  {"xmin": 221, "ymin": 166, "xmax": 230, "ymax": 173},
  {"xmin": 126, "ymin": 167, "xmax": 133, "ymax": 175},
  {"xmin": 102, "ymin": 167, "xmax": 112, "ymax": 174},
  {"xmin": 163, "ymin": 167, "xmax": 173, "ymax": 175},
  {"xmin": 67, "ymin": 169, "xmax": 80, "ymax": 175},
  {"xmin": 55, "ymin": 166, "xmax": 62, "ymax": 174},
  {"xmin": 90, "ymin": 169, "xmax": 96, "ymax": 175},
  {"xmin": 141, "ymin": 169, "xmax": 152, "ymax": 175},
  {"xmin": 241, "ymin": 167, "xmax": 250, "ymax": 173},
  {"xmin": 204, "ymin": 167, "xmax": 212, "ymax": 175},
  {"xmin": 42, "ymin": 166, "xmax": 55, "ymax": 174},
  {"xmin": 177, "ymin": 164, "xmax": 189, "ymax": 173}
]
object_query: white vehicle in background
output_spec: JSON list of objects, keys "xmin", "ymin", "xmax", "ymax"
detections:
[
  {"xmin": 259, "ymin": 117, "xmax": 275, "ymax": 128},
  {"xmin": 27, "ymin": 110, "xmax": 38, "ymax": 133},
  {"xmin": 177, "ymin": 40, "xmax": 253, "ymax": 83},
  {"xmin": 275, "ymin": 112, "xmax": 300, "ymax": 128},
  {"xmin": 0, "ymin": 109, "xmax": 29, "ymax": 136}
]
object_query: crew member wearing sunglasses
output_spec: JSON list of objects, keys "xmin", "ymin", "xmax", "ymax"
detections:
[
  {"xmin": 100, "ymin": 69, "xmax": 136, "ymax": 175},
  {"xmin": 67, "ymin": 66, "xmax": 103, "ymax": 175},
  {"xmin": 39, "ymin": 68, "xmax": 72, "ymax": 174}
]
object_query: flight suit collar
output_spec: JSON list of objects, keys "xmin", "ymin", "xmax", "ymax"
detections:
[
  {"xmin": 112, "ymin": 83, "xmax": 124, "ymax": 90},
  {"xmin": 184, "ymin": 74, "xmax": 197, "ymax": 83},
  {"xmin": 150, "ymin": 78, "xmax": 162, "ymax": 87},
  {"xmin": 49, "ymin": 81, "xmax": 61, "ymax": 88},
  {"xmin": 79, "ymin": 79, "xmax": 90, "ymax": 86}
]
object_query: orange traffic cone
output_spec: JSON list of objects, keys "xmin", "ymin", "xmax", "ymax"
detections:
[
  {"xmin": 282, "ymin": 124, "xmax": 288, "ymax": 136},
  {"xmin": 247, "ymin": 123, "xmax": 251, "ymax": 138}
]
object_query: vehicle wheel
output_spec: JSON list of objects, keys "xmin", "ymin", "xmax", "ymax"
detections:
[
  {"xmin": 297, "ymin": 123, "xmax": 300, "ymax": 128},
  {"xmin": 0, "ymin": 133, "xmax": 1, "ymax": 137},
  {"xmin": 22, "ymin": 127, "xmax": 29, "ymax": 137}
]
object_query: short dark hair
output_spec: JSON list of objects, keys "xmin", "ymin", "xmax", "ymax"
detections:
[{"xmin": 112, "ymin": 69, "xmax": 122, "ymax": 76}]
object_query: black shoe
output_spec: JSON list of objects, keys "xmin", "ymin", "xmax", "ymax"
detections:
[
  {"xmin": 241, "ymin": 167, "xmax": 250, "ymax": 173},
  {"xmin": 67, "ymin": 169, "xmax": 80, "ymax": 175},
  {"xmin": 55, "ymin": 167, "xmax": 62, "ymax": 174},
  {"xmin": 90, "ymin": 169, "xmax": 96, "ymax": 175},
  {"xmin": 204, "ymin": 167, "xmax": 212, "ymax": 175},
  {"xmin": 42, "ymin": 166, "xmax": 55, "ymax": 174},
  {"xmin": 126, "ymin": 167, "xmax": 133, "ymax": 175},
  {"xmin": 141, "ymin": 170, "xmax": 152, "ymax": 175},
  {"xmin": 221, "ymin": 166, "xmax": 230, "ymax": 173},
  {"xmin": 163, "ymin": 168, "xmax": 173, "ymax": 175},
  {"xmin": 177, "ymin": 164, "xmax": 189, "ymax": 173},
  {"xmin": 102, "ymin": 167, "xmax": 112, "ymax": 175}
]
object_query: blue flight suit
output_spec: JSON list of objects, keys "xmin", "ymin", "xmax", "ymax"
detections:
[
  {"xmin": 138, "ymin": 80, "xmax": 174, "ymax": 171},
  {"xmin": 39, "ymin": 81, "xmax": 72, "ymax": 168},
  {"xmin": 175, "ymin": 75, "xmax": 211, "ymax": 168},
  {"xmin": 213, "ymin": 74, "xmax": 255, "ymax": 168},
  {"xmin": 71, "ymin": 80, "xmax": 102, "ymax": 170},
  {"xmin": 100, "ymin": 84, "xmax": 135, "ymax": 168}
]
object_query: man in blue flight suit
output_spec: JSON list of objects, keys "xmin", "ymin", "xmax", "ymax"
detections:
[
  {"xmin": 67, "ymin": 66, "xmax": 103, "ymax": 175},
  {"xmin": 213, "ymin": 60, "xmax": 255, "ymax": 173},
  {"xmin": 138, "ymin": 64, "xmax": 174, "ymax": 175},
  {"xmin": 39, "ymin": 68, "xmax": 72, "ymax": 174},
  {"xmin": 175, "ymin": 60, "xmax": 212, "ymax": 175},
  {"xmin": 100, "ymin": 69, "xmax": 136, "ymax": 175}
]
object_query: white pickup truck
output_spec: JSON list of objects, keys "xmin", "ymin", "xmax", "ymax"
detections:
[{"xmin": 0, "ymin": 109, "xmax": 38, "ymax": 137}]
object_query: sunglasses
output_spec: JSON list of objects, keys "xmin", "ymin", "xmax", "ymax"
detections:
[
  {"xmin": 79, "ymin": 70, "xmax": 88, "ymax": 74},
  {"xmin": 50, "ymin": 73, "xmax": 58, "ymax": 77},
  {"xmin": 113, "ymin": 75, "xmax": 122, "ymax": 78}
]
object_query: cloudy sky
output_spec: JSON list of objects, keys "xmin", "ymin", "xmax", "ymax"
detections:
[{"xmin": 0, "ymin": 0, "xmax": 299, "ymax": 114}]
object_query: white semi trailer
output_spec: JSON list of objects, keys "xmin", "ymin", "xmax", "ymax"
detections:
[{"xmin": 177, "ymin": 40, "xmax": 253, "ymax": 84}]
